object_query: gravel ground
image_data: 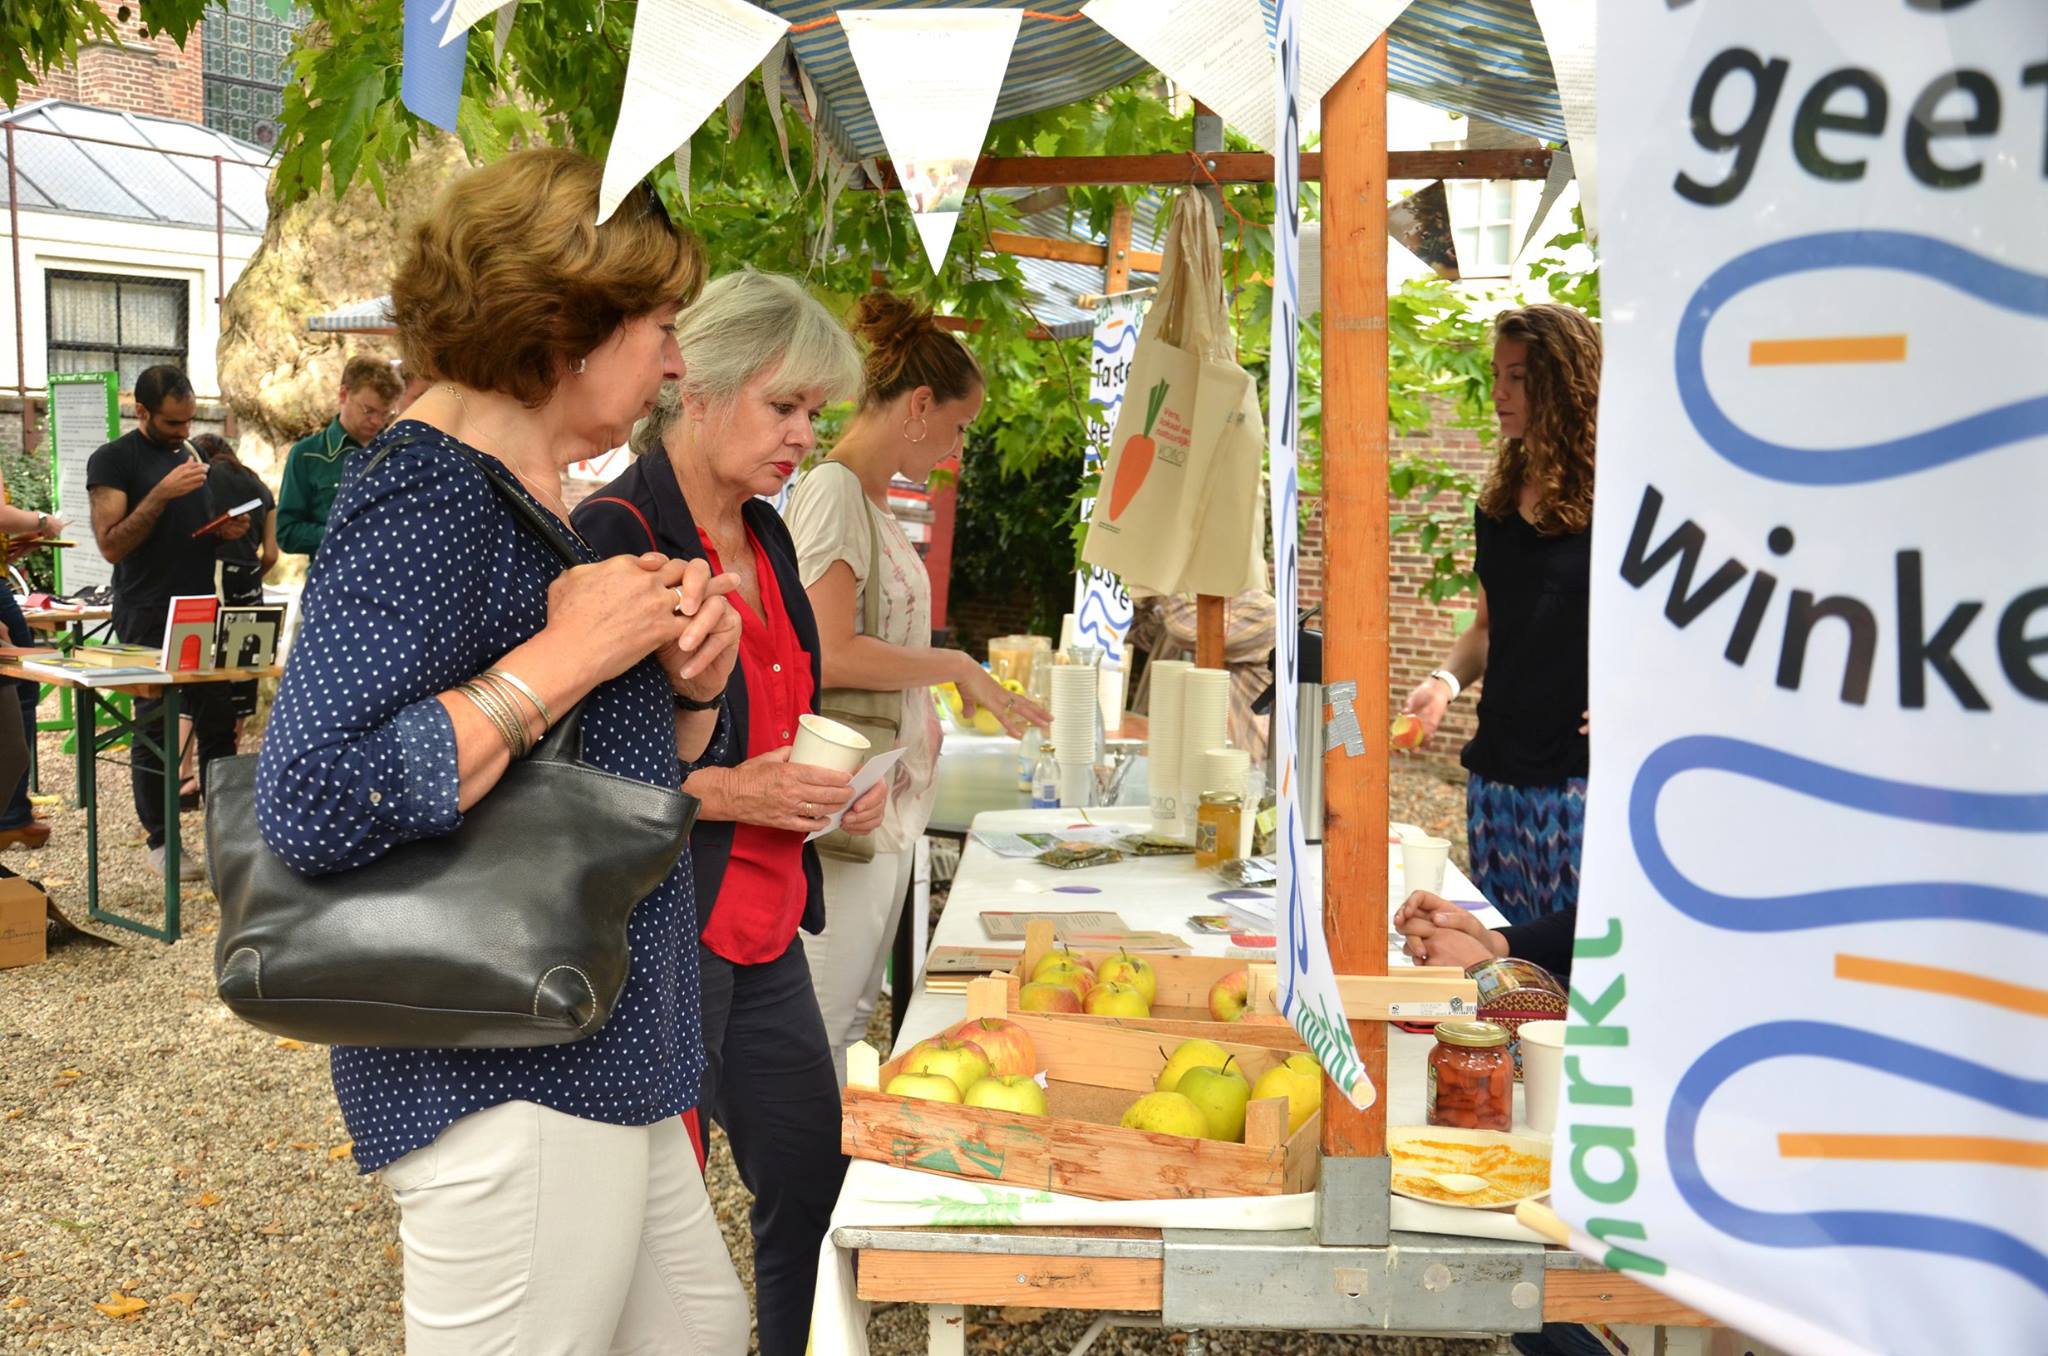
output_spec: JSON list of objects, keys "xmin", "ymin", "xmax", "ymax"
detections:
[{"xmin": 0, "ymin": 718, "xmax": 1477, "ymax": 1355}]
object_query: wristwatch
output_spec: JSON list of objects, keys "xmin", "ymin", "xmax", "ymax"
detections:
[{"xmin": 674, "ymin": 688, "xmax": 725, "ymax": 713}]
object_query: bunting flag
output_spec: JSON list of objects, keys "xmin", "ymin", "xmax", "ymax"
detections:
[
  {"xmin": 1299, "ymin": 0, "xmax": 1415, "ymax": 130},
  {"xmin": 1083, "ymin": 0, "xmax": 1275, "ymax": 150},
  {"xmin": 401, "ymin": 0, "xmax": 466, "ymax": 132},
  {"xmin": 1529, "ymin": 0, "xmax": 1596, "ymax": 235},
  {"xmin": 1515, "ymin": 146, "xmax": 1572, "ymax": 262},
  {"xmin": 840, "ymin": 8, "xmax": 1023, "ymax": 273},
  {"xmin": 437, "ymin": 0, "xmax": 511, "ymax": 49},
  {"xmin": 596, "ymin": 0, "xmax": 788, "ymax": 224},
  {"xmin": 493, "ymin": 2, "xmax": 516, "ymax": 62}
]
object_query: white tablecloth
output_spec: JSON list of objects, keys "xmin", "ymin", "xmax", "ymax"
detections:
[{"xmin": 811, "ymin": 807, "xmax": 1532, "ymax": 1354}]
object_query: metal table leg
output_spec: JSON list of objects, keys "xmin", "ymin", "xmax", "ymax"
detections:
[
  {"xmin": 82, "ymin": 686, "xmax": 182, "ymax": 943},
  {"xmin": 890, "ymin": 857, "xmax": 916, "ymax": 1042}
]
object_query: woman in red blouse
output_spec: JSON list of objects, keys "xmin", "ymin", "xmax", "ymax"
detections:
[{"xmin": 572, "ymin": 270, "xmax": 882, "ymax": 1356}]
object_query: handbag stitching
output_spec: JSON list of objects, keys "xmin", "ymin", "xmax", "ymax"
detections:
[
  {"xmin": 532, "ymin": 964, "xmax": 598, "ymax": 1026},
  {"xmin": 225, "ymin": 946, "xmax": 262, "ymax": 998}
]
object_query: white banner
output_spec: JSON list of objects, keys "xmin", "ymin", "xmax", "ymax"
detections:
[
  {"xmin": 841, "ymin": 9, "xmax": 1022, "ymax": 273},
  {"xmin": 1072, "ymin": 294, "xmax": 1144, "ymax": 665},
  {"xmin": 1564, "ymin": 3, "xmax": 2048, "ymax": 1352},
  {"xmin": 1269, "ymin": 0, "xmax": 1371, "ymax": 1110},
  {"xmin": 596, "ymin": 0, "xmax": 788, "ymax": 224}
]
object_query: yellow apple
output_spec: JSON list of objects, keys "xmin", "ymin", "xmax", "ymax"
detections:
[
  {"xmin": 885, "ymin": 1072, "xmax": 963, "ymax": 1103},
  {"xmin": 1155, "ymin": 1038, "xmax": 1232, "ymax": 1092},
  {"xmin": 1250, "ymin": 1064, "xmax": 1322, "ymax": 1136},
  {"xmin": 1118, "ymin": 1091, "xmax": 1209, "ymax": 1138},
  {"xmin": 1177, "ymin": 1062, "xmax": 1252, "ymax": 1142},
  {"xmin": 1283, "ymin": 1053, "xmax": 1322, "ymax": 1078},
  {"xmin": 1032, "ymin": 951, "xmax": 1095, "ymax": 985},
  {"xmin": 1018, "ymin": 981, "xmax": 1084, "ymax": 1013},
  {"xmin": 1083, "ymin": 981, "xmax": 1151, "ymax": 1018},
  {"xmin": 1207, "ymin": 969, "xmax": 1251, "ymax": 1022},
  {"xmin": 1095, "ymin": 949, "xmax": 1158, "ymax": 1005},
  {"xmin": 963, "ymin": 1074, "xmax": 1048, "ymax": 1116},
  {"xmin": 1390, "ymin": 713, "xmax": 1425, "ymax": 750},
  {"xmin": 901, "ymin": 1036, "xmax": 992, "ymax": 1094}
]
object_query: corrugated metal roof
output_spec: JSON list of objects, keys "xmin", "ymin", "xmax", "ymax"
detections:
[
  {"xmin": 307, "ymin": 296, "xmax": 396, "ymax": 333},
  {"xmin": 0, "ymin": 99, "xmax": 271, "ymax": 234},
  {"xmin": 761, "ymin": 0, "xmax": 1566, "ymax": 164}
]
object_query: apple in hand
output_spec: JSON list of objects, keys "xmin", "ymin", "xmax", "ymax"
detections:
[
  {"xmin": 963, "ymin": 1074, "xmax": 1048, "ymax": 1116},
  {"xmin": 1095, "ymin": 949, "xmax": 1157, "ymax": 1005},
  {"xmin": 1207, "ymin": 969, "xmax": 1250, "ymax": 1022},
  {"xmin": 1390, "ymin": 714, "xmax": 1425, "ymax": 750},
  {"xmin": 885, "ymin": 1072, "xmax": 963, "ymax": 1103},
  {"xmin": 1177, "ymin": 1061, "xmax": 1252, "ymax": 1142},
  {"xmin": 1019, "ymin": 981, "xmax": 1084, "ymax": 1014},
  {"xmin": 901, "ymin": 1036, "xmax": 992, "ymax": 1094},
  {"xmin": 1119, "ymin": 1090, "xmax": 1208, "ymax": 1138},
  {"xmin": 1155, "ymin": 1038, "xmax": 1232, "ymax": 1092},
  {"xmin": 949, "ymin": 1018, "xmax": 1037, "ymax": 1078},
  {"xmin": 1083, "ymin": 981, "xmax": 1151, "ymax": 1018}
]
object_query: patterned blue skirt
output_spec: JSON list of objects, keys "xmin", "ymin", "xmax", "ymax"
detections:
[{"xmin": 1465, "ymin": 773, "xmax": 1587, "ymax": 927}]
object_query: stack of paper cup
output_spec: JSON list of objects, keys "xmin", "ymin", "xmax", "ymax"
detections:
[
  {"xmin": 1178, "ymin": 668, "xmax": 1232, "ymax": 842},
  {"xmin": 1097, "ymin": 663, "xmax": 1127, "ymax": 737},
  {"xmin": 1199, "ymin": 746, "xmax": 1252, "ymax": 857},
  {"xmin": 1147, "ymin": 660, "xmax": 1192, "ymax": 835},
  {"xmin": 1049, "ymin": 664, "xmax": 1100, "ymax": 777}
]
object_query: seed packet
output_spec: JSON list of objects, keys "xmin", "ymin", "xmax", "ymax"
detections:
[
  {"xmin": 1036, "ymin": 841, "xmax": 1125, "ymax": 870},
  {"xmin": 1121, "ymin": 833, "xmax": 1195, "ymax": 857},
  {"xmin": 1187, "ymin": 914, "xmax": 1235, "ymax": 935}
]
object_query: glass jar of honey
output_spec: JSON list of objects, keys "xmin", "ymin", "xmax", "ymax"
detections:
[
  {"xmin": 1194, "ymin": 791, "xmax": 1243, "ymax": 869},
  {"xmin": 1426, "ymin": 1020, "xmax": 1512, "ymax": 1131}
]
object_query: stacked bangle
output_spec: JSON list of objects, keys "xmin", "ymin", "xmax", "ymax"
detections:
[
  {"xmin": 484, "ymin": 667, "xmax": 554, "ymax": 727},
  {"xmin": 456, "ymin": 679, "xmax": 531, "ymax": 758}
]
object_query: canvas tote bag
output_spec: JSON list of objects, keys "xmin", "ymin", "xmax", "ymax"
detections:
[{"xmin": 1081, "ymin": 189, "xmax": 1266, "ymax": 598}]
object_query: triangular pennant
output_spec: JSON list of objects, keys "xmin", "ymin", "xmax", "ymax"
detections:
[
  {"xmin": 841, "ymin": 8, "xmax": 1023, "ymax": 274},
  {"xmin": 1529, "ymin": 0, "xmax": 1597, "ymax": 238},
  {"xmin": 493, "ymin": 2, "xmax": 517, "ymax": 63},
  {"xmin": 597, "ymin": 0, "xmax": 788, "ymax": 224},
  {"xmin": 761, "ymin": 38, "xmax": 798, "ymax": 192},
  {"xmin": 1515, "ymin": 147, "xmax": 1572, "ymax": 262},
  {"xmin": 437, "ymin": 0, "xmax": 507, "ymax": 48},
  {"xmin": 401, "ymin": 0, "xmax": 465, "ymax": 132},
  {"xmin": 725, "ymin": 80, "xmax": 747, "ymax": 141},
  {"xmin": 673, "ymin": 140, "xmax": 692, "ymax": 213},
  {"xmin": 1300, "ymin": 0, "xmax": 1415, "ymax": 130},
  {"xmin": 814, "ymin": 153, "xmax": 857, "ymax": 265},
  {"xmin": 1464, "ymin": 114, "xmax": 1541, "ymax": 151},
  {"xmin": 1083, "ymin": 0, "xmax": 1274, "ymax": 150}
]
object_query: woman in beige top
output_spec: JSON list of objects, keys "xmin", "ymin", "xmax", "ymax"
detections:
[{"xmin": 787, "ymin": 291, "xmax": 1050, "ymax": 1076}]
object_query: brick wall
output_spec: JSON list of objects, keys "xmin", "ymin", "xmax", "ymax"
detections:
[
  {"xmin": 16, "ymin": 0, "xmax": 203, "ymax": 122},
  {"xmin": 1298, "ymin": 411, "xmax": 1494, "ymax": 779}
]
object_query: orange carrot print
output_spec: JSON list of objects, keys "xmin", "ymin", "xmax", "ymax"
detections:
[{"xmin": 1109, "ymin": 379, "xmax": 1170, "ymax": 521}]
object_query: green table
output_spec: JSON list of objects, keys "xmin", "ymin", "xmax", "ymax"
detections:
[{"xmin": 0, "ymin": 659, "xmax": 279, "ymax": 943}]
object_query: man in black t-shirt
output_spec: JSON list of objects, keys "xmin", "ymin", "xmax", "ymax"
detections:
[{"xmin": 85, "ymin": 366, "xmax": 248, "ymax": 878}]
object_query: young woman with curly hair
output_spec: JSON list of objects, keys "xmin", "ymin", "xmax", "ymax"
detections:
[{"xmin": 1402, "ymin": 303, "xmax": 1601, "ymax": 926}]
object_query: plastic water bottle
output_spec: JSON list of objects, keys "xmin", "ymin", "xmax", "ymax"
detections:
[
  {"xmin": 1017, "ymin": 725, "xmax": 1041, "ymax": 791},
  {"xmin": 1030, "ymin": 746, "xmax": 1060, "ymax": 809}
]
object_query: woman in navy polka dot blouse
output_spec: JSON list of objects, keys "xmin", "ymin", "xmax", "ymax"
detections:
[{"xmin": 255, "ymin": 150, "xmax": 750, "ymax": 1353}]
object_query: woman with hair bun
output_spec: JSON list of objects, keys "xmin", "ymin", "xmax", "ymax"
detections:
[{"xmin": 787, "ymin": 291, "xmax": 1050, "ymax": 1079}]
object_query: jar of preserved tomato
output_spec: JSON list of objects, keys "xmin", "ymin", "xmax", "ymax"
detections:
[{"xmin": 1426, "ymin": 1020, "xmax": 1512, "ymax": 1131}]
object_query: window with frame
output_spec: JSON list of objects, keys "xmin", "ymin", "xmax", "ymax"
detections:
[
  {"xmin": 202, "ymin": 0, "xmax": 310, "ymax": 147},
  {"xmin": 1447, "ymin": 179, "xmax": 1522, "ymax": 278},
  {"xmin": 47, "ymin": 272, "xmax": 190, "ymax": 391}
]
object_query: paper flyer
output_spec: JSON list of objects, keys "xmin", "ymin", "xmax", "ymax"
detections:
[
  {"xmin": 840, "ymin": 9, "xmax": 1022, "ymax": 273},
  {"xmin": 1083, "ymin": 0, "xmax": 1275, "ymax": 151},
  {"xmin": 596, "ymin": 0, "xmax": 788, "ymax": 224},
  {"xmin": 1072, "ymin": 294, "xmax": 1146, "ymax": 665},
  {"xmin": 1267, "ymin": 0, "xmax": 1371, "ymax": 1111},
  {"xmin": 1566, "ymin": 2, "xmax": 2048, "ymax": 1350},
  {"xmin": 1529, "ymin": 0, "xmax": 1597, "ymax": 236},
  {"xmin": 804, "ymin": 748, "xmax": 905, "ymax": 843}
]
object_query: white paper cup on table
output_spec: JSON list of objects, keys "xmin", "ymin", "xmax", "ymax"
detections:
[
  {"xmin": 1517, "ymin": 1019, "xmax": 1567, "ymax": 1136},
  {"xmin": 1098, "ymin": 664, "xmax": 1126, "ymax": 736},
  {"xmin": 1399, "ymin": 833, "xmax": 1452, "ymax": 896},
  {"xmin": 1147, "ymin": 661, "xmax": 1192, "ymax": 834},
  {"xmin": 790, "ymin": 713, "xmax": 869, "ymax": 774},
  {"xmin": 1057, "ymin": 761, "xmax": 1094, "ymax": 809},
  {"xmin": 1201, "ymin": 746, "xmax": 1251, "ymax": 796},
  {"xmin": 1178, "ymin": 668, "xmax": 1232, "ymax": 843}
]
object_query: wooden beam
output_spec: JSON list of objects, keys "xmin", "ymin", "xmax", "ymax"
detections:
[
  {"xmin": 1542, "ymin": 1270, "xmax": 1719, "ymax": 1327},
  {"xmin": 856, "ymin": 1251, "xmax": 1163, "ymax": 1311},
  {"xmin": 989, "ymin": 230, "xmax": 1112, "ymax": 267},
  {"xmin": 1105, "ymin": 200, "xmax": 1135, "ymax": 296},
  {"xmin": 1318, "ymin": 40, "xmax": 1392, "ymax": 1161},
  {"xmin": 856, "ymin": 148, "xmax": 1551, "ymax": 191},
  {"xmin": 1195, "ymin": 596, "xmax": 1227, "ymax": 669}
]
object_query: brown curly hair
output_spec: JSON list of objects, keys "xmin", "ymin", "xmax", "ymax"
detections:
[
  {"xmin": 390, "ymin": 148, "xmax": 703, "ymax": 408},
  {"xmin": 851, "ymin": 291, "xmax": 982, "ymax": 409},
  {"xmin": 1477, "ymin": 304, "xmax": 1600, "ymax": 536}
]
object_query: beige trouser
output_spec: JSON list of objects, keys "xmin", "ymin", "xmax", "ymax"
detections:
[
  {"xmin": 378, "ymin": 1099, "xmax": 749, "ymax": 1355},
  {"xmin": 803, "ymin": 844, "xmax": 917, "ymax": 1086}
]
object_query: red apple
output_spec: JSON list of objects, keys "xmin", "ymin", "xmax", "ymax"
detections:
[
  {"xmin": 1208, "ymin": 968, "xmax": 1251, "ymax": 1022},
  {"xmin": 949, "ymin": 1018, "xmax": 1037, "ymax": 1078},
  {"xmin": 1390, "ymin": 714, "xmax": 1425, "ymax": 750},
  {"xmin": 1034, "ymin": 962, "xmax": 1092, "ymax": 1002},
  {"xmin": 1083, "ymin": 981, "xmax": 1151, "ymax": 1018},
  {"xmin": 1095, "ymin": 949, "xmax": 1158, "ymax": 1004},
  {"xmin": 901, "ymin": 1036, "xmax": 992, "ymax": 1094},
  {"xmin": 1019, "ymin": 981, "xmax": 1084, "ymax": 1014}
]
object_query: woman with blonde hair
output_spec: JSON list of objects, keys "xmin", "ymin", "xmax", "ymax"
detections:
[
  {"xmin": 574, "ymin": 269, "xmax": 885, "ymax": 1356},
  {"xmin": 787, "ymin": 292, "xmax": 1049, "ymax": 1078},
  {"xmin": 257, "ymin": 150, "xmax": 749, "ymax": 1352},
  {"xmin": 1400, "ymin": 303, "xmax": 1600, "ymax": 926}
]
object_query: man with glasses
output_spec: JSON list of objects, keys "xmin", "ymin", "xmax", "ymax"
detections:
[{"xmin": 276, "ymin": 355, "xmax": 403, "ymax": 561}]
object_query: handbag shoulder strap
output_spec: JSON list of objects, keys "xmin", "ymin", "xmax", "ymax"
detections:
[
  {"xmin": 363, "ymin": 437, "xmax": 586, "ymax": 570},
  {"xmin": 839, "ymin": 460, "xmax": 885, "ymax": 641}
]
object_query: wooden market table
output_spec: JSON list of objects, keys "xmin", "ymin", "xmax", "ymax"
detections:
[
  {"xmin": 0, "ymin": 658, "xmax": 279, "ymax": 943},
  {"xmin": 19, "ymin": 606, "xmax": 119, "ymax": 795},
  {"xmin": 826, "ymin": 807, "xmax": 1720, "ymax": 1354}
]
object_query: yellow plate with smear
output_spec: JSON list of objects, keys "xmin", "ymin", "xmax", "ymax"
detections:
[{"xmin": 1388, "ymin": 1125, "xmax": 1553, "ymax": 1210}]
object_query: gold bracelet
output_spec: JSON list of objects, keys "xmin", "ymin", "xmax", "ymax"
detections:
[
  {"xmin": 474, "ymin": 671, "xmax": 542, "ymax": 747},
  {"xmin": 484, "ymin": 666, "xmax": 554, "ymax": 728},
  {"xmin": 456, "ymin": 681, "xmax": 528, "ymax": 758}
]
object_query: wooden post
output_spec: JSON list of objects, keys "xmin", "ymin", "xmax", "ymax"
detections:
[
  {"xmin": 1195, "ymin": 595, "xmax": 1227, "ymax": 669},
  {"xmin": 1317, "ymin": 40, "xmax": 1391, "ymax": 1160},
  {"xmin": 1105, "ymin": 200, "xmax": 1135, "ymax": 296}
]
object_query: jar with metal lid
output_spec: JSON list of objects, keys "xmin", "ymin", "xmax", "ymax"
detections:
[
  {"xmin": 1426, "ymin": 1020, "xmax": 1512, "ymax": 1131},
  {"xmin": 1194, "ymin": 791, "xmax": 1244, "ymax": 869}
]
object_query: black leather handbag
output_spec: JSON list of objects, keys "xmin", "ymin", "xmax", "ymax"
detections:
[{"xmin": 207, "ymin": 450, "xmax": 700, "ymax": 1048}]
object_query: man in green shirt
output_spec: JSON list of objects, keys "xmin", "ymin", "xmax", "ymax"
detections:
[{"xmin": 275, "ymin": 355, "xmax": 403, "ymax": 559}]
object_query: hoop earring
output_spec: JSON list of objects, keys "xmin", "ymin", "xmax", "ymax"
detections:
[
  {"xmin": 573, "ymin": 357, "xmax": 587, "ymax": 376},
  {"xmin": 903, "ymin": 415, "xmax": 928, "ymax": 444}
]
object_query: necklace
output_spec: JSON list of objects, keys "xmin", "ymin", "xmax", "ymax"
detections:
[{"xmin": 440, "ymin": 383, "xmax": 577, "ymax": 525}]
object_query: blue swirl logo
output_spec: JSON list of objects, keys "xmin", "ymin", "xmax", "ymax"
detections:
[{"xmin": 1676, "ymin": 231, "xmax": 2048, "ymax": 485}]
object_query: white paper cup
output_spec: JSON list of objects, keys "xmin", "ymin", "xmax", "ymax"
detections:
[
  {"xmin": 1518, "ymin": 1019, "xmax": 1567, "ymax": 1136},
  {"xmin": 790, "ymin": 713, "xmax": 869, "ymax": 774},
  {"xmin": 1097, "ymin": 664, "xmax": 1126, "ymax": 736},
  {"xmin": 1147, "ymin": 661, "xmax": 1192, "ymax": 832},
  {"xmin": 1399, "ymin": 834, "xmax": 1452, "ymax": 896}
]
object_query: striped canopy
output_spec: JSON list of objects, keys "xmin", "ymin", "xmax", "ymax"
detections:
[{"xmin": 763, "ymin": 0, "xmax": 1566, "ymax": 164}]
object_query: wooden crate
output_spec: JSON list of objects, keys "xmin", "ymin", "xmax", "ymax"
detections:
[
  {"xmin": 842, "ymin": 979, "xmax": 1321, "ymax": 1201},
  {"xmin": 996, "ymin": 921, "xmax": 1476, "ymax": 1047}
]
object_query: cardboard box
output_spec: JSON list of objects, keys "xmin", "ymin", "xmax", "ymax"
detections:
[{"xmin": 0, "ymin": 876, "xmax": 48, "ymax": 970}]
